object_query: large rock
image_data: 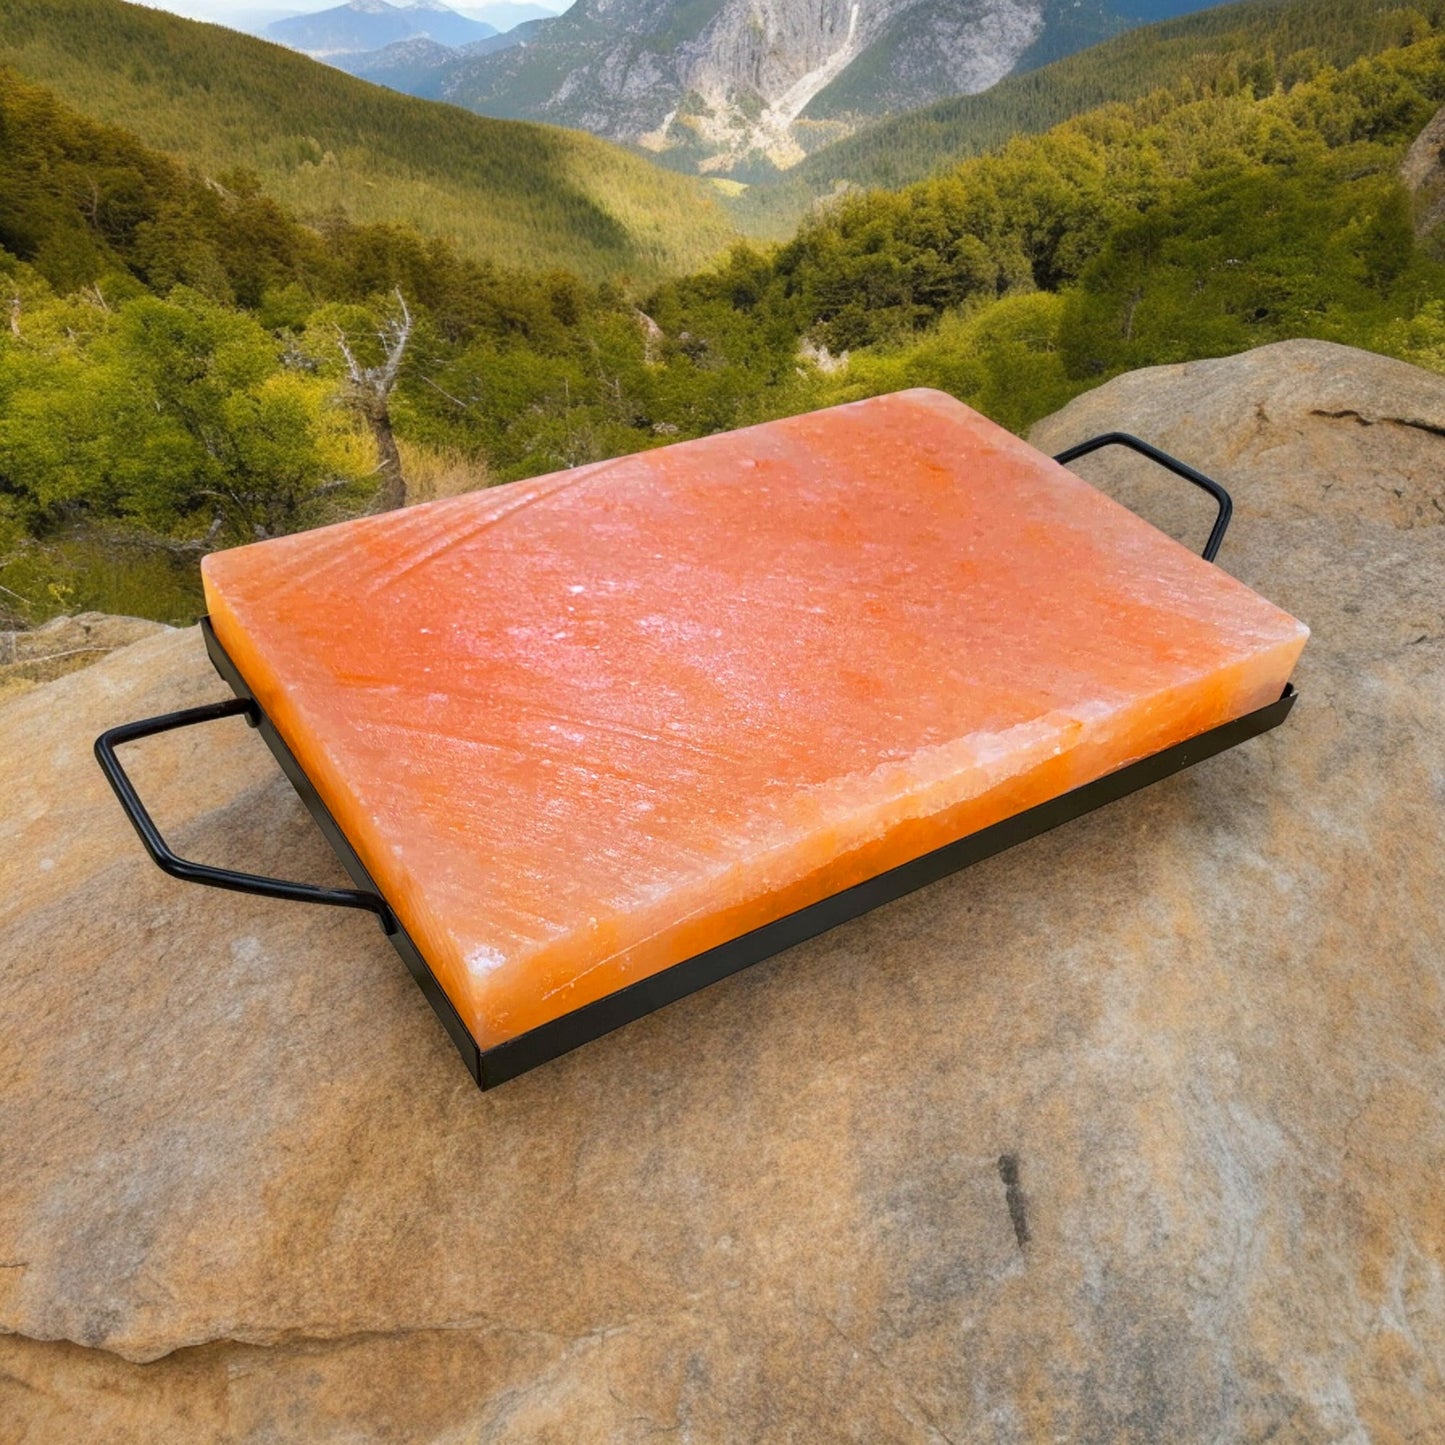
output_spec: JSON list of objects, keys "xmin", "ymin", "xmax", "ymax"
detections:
[
  {"xmin": 0, "ymin": 611, "xmax": 170, "ymax": 707},
  {"xmin": 1, "ymin": 340, "xmax": 1442, "ymax": 1440}
]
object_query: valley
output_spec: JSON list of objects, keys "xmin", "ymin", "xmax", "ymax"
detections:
[
  {"xmin": 318, "ymin": 0, "xmax": 1243, "ymax": 175},
  {"xmin": 0, "ymin": 0, "xmax": 734, "ymax": 279},
  {"xmin": 1, "ymin": 0, "xmax": 1443, "ymax": 629}
]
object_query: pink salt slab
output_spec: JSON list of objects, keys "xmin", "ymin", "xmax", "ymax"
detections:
[{"xmin": 202, "ymin": 389, "xmax": 1308, "ymax": 1047}]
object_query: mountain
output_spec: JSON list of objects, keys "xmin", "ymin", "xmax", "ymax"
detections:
[
  {"xmin": 329, "ymin": 18, "xmax": 551, "ymax": 94},
  {"xmin": 798, "ymin": 1, "xmax": 1123, "ymax": 125},
  {"xmin": 736, "ymin": 0, "xmax": 1436, "ymax": 233},
  {"xmin": 327, "ymin": 30, "xmax": 520, "ymax": 88},
  {"xmin": 430, "ymin": 0, "xmax": 1240, "ymax": 174},
  {"xmin": 268, "ymin": 0, "xmax": 496, "ymax": 55},
  {"xmin": 454, "ymin": 2, "xmax": 563, "ymax": 29},
  {"xmin": 302, "ymin": 2, "xmax": 557, "ymax": 89},
  {"xmin": 0, "ymin": 0, "xmax": 736, "ymax": 280}
]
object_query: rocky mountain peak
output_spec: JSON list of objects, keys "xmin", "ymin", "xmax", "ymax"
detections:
[{"xmin": 439, "ymin": 0, "xmax": 1124, "ymax": 173}]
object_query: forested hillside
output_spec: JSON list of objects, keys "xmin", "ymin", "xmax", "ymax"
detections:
[
  {"xmin": 738, "ymin": 0, "xmax": 1441, "ymax": 233},
  {"xmin": 3, "ymin": 18, "xmax": 1443, "ymax": 627},
  {"xmin": 0, "ymin": 0, "xmax": 735, "ymax": 280}
]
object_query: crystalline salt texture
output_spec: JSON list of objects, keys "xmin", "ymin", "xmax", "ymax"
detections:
[{"xmin": 202, "ymin": 389, "xmax": 1308, "ymax": 1047}]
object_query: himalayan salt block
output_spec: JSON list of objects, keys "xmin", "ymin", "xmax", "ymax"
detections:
[{"xmin": 201, "ymin": 389, "xmax": 1308, "ymax": 1049}]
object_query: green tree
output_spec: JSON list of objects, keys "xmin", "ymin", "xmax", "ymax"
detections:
[{"xmin": 0, "ymin": 288, "xmax": 372, "ymax": 541}]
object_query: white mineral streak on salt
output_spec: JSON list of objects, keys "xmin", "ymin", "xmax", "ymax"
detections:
[
  {"xmin": 811, "ymin": 713, "xmax": 1076, "ymax": 832},
  {"xmin": 1066, "ymin": 698, "xmax": 1122, "ymax": 728},
  {"xmin": 465, "ymin": 944, "xmax": 510, "ymax": 979}
]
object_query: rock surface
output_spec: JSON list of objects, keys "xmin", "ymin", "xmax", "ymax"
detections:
[
  {"xmin": 0, "ymin": 612, "xmax": 171, "ymax": 707},
  {"xmin": 1, "ymin": 339, "xmax": 1443, "ymax": 1440}
]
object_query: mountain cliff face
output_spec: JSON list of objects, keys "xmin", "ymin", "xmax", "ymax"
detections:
[{"xmin": 436, "ymin": 0, "xmax": 1191, "ymax": 172}]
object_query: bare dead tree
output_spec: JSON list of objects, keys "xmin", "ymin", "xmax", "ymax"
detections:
[
  {"xmin": 80, "ymin": 174, "xmax": 102, "ymax": 231},
  {"xmin": 9, "ymin": 297, "xmax": 20, "ymax": 338},
  {"xmin": 336, "ymin": 289, "xmax": 413, "ymax": 513},
  {"xmin": 161, "ymin": 514, "xmax": 229, "ymax": 553},
  {"xmin": 633, "ymin": 307, "xmax": 665, "ymax": 365},
  {"xmin": 69, "ymin": 515, "xmax": 230, "ymax": 559},
  {"xmin": 1122, "ymin": 287, "xmax": 1145, "ymax": 343}
]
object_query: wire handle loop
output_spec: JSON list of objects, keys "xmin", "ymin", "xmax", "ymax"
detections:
[
  {"xmin": 94, "ymin": 698, "xmax": 395, "ymax": 931},
  {"xmin": 1053, "ymin": 431, "xmax": 1234, "ymax": 562}
]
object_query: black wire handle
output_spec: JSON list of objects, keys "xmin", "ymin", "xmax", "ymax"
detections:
[
  {"xmin": 94, "ymin": 698, "xmax": 395, "ymax": 931},
  {"xmin": 1053, "ymin": 432, "xmax": 1234, "ymax": 563}
]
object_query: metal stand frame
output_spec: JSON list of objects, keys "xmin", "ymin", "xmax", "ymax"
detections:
[{"xmin": 93, "ymin": 433, "xmax": 1299, "ymax": 1088}]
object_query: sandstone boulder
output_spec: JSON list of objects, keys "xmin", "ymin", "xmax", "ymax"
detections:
[
  {"xmin": 1, "ymin": 340, "xmax": 1442, "ymax": 1440},
  {"xmin": 0, "ymin": 611, "xmax": 171, "ymax": 707}
]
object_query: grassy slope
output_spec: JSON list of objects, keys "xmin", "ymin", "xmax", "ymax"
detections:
[
  {"xmin": 735, "ymin": 0, "xmax": 1435, "ymax": 236},
  {"xmin": 0, "ymin": 0, "xmax": 737, "ymax": 282}
]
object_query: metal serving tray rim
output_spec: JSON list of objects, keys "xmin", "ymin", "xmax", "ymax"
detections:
[{"xmin": 199, "ymin": 616, "xmax": 1297, "ymax": 1089}]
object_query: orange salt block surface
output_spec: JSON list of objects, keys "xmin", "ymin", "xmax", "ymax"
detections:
[{"xmin": 202, "ymin": 389, "xmax": 1308, "ymax": 1049}]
